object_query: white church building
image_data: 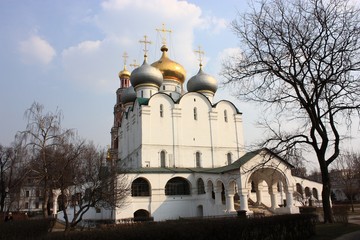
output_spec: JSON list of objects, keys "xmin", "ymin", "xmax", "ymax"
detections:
[{"xmin": 107, "ymin": 33, "xmax": 323, "ymax": 222}]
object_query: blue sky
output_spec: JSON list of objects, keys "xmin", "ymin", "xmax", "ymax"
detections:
[
  {"xmin": 1, "ymin": 0, "xmax": 359, "ymax": 171},
  {"xmin": 0, "ymin": 0, "xmax": 260, "ymax": 149}
]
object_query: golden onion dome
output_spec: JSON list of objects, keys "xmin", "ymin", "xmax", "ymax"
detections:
[
  {"xmin": 118, "ymin": 65, "xmax": 131, "ymax": 79},
  {"xmin": 151, "ymin": 45, "xmax": 186, "ymax": 83}
]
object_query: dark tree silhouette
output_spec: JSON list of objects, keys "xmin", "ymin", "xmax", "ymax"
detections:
[{"xmin": 223, "ymin": 0, "xmax": 360, "ymax": 223}]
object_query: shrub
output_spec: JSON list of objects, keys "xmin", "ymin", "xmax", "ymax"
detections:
[
  {"xmin": 42, "ymin": 214, "xmax": 316, "ymax": 240},
  {"xmin": 0, "ymin": 218, "xmax": 54, "ymax": 240}
]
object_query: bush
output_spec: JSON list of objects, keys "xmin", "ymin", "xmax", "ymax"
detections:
[
  {"xmin": 42, "ymin": 214, "xmax": 317, "ymax": 240},
  {"xmin": 0, "ymin": 218, "xmax": 54, "ymax": 240}
]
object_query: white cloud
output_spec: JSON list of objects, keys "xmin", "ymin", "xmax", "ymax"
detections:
[{"xmin": 19, "ymin": 35, "xmax": 56, "ymax": 65}]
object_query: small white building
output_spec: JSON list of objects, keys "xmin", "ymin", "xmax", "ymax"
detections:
[{"xmin": 108, "ymin": 39, "xmax": 323, "ymax": 222}]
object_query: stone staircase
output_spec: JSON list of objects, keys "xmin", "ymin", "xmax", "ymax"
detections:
[{"xmin": 248, "ymin": 198, "xmax": 274, "ymax": 216}]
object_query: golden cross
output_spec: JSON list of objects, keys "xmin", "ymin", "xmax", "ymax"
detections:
[
  {"xmin": 122, "ymin": 52, "xmax": 129, "ymax": 66},
  {"xmin": 156, "ymin": 23, "xmax": 172, "ymax": 45},
  {"xmin": 194, "ymin": 45, "xmax": 205, "ymax": 67},
  {"xmin": 139, "ymin": 35, "xmax": 152, "ymax": 57},
  {"xmin": 130, "ymin": 59, "xmax": 139, "ymax": 69}
]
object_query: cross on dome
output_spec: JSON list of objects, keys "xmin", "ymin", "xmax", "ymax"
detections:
[
  {"xmin": 130, "ymin": 59, "xmax": 139, "ymax": 69},
  {"xmin": 139, "ymin": 35, "xmax": 152, "ymax": 59},
  {"xmin": 194, "ymin": 46, "xmax": 205, "ymax": 68},
  {"xmin": 156, "ymin": 23, "xmax": 172, "ymax": 45},
  {"xmin": 122, "ymin": 52, "xmax": 129, "ymax": 67}
]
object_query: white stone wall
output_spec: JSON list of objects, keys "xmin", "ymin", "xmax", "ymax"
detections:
[{"xmin": 118, "ymin": 92, "xmax": 244, "ymax": 169}]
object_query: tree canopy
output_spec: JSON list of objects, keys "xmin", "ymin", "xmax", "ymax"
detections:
[{"xmin": 223, "ymin": 0, "xmax": 360, "ymax": 222}]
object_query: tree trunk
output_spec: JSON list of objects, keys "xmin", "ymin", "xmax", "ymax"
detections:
[
  {"xmin": 42, "ymin": 188, "xmax": 49, "ymax": 218},
  {"xmin": 320, "ymin": 164, "xmax": 334, "ymax": 223}
]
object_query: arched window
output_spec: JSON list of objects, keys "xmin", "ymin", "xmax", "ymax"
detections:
[
  {"xmin": 296, "ymin": 183, "xmax": 303, "ymax": 195},
  {"xmin": 160, "ymin": 150, "xmax": 166, "ymax": 167},
  {"xmin": 197, "ymin": 178, "xmax": 205, "ymax": 194},
  {"xmin": 224, "ymin": 110, "xmax": 228, "ymax": 122},
  {"xmin": 305, "ymin": 187, "xmax": 311, "ymax": 197},
  {"xmin": 227, "ymin": 153, "xmax": 232, "ymax": 165},
  {"xmin": 132, "ymin": 178, "xmax": 151, "ymax": 196},
  {"xmin": 312, "ymin": 188, "xmax": 318, "ymax": 200},
  {"xmin": 196, "ymin": 151, "xmax": 201, "ymax": 167},
  {"xmin": 193, "ymin": 107, "xmax": 197, "ymax": 120},
  {"xmin": 165, "ymin": 177, "xmax": 190, "ymax": 195},
  {"xmin": 160, "ymin": 104, "xmax": 164, "ymax": 117}
]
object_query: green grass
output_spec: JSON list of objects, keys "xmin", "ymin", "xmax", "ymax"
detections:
[{"xmin": 309, "ymin": 223, "xmax": 360, "ymax": 240}]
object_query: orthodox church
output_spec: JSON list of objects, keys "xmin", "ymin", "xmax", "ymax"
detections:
[{"xmin": 108, "ymin": 29, "xmax": 323, "ymax": 222}]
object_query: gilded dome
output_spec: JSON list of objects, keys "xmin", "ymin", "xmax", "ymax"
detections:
[
  {"xmin": 187, "ymin": 67, "xmax": 218, "ymax": 94},
  {"xmin": 121, "ymin": 86, "xmax": 136, "ymax": 104},
  {"xmin": 130, "ymin": 59, "xmax": 163, "ymax": 89},
  {"xmin": 119, "ymin": 66, "xmax": 130, "ymax": 79},
  {"xmin": 151, "ymin": 45, "xmax": 186, "ymax": 83}
]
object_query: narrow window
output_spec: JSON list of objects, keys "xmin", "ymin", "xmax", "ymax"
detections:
[
  {"xmin": 26, "ymin": 190, "xmax": 30, "ymax": 197},
  {"xmin": 193, "ymin": 107, "xmax": 197, "ymax": 120},
  {"xmin": 160, "ymin": 104, "xmax": 163, "ymax": 117},
  {"xmin": 197, "ymin": 178, "xmax": 205, "ymax": 194},
  {"xmin": 224, "ymin": 110, "xmax": 228, "ymax": 122},
  {"xmin": 160, "ymin": 150, "xmax": 166, "ymax": 167},
  {"xmin": 141, "ymin": 90, "xmax": 144, "ymax": 98},
  {"xmin": 226, "ymin": 153, "xmax": 232, "ymax": 165},
  {"xmin": 196, "ymin": 151, "xmax": 201, "ymax": 167},
  {"xmin": 227, "ymin": 153, "xmax": 232, "ymax": 165}
]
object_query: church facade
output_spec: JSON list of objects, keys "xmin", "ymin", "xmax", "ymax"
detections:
[{"xmin": 109, "ymin": 37, "xmax": 323, "ymax": 222}]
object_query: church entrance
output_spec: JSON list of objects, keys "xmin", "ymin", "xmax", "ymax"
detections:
[
  {"xmin": 133, "ymin": 209, "xmax": 151, "ymax": 221},
  {"xmin": 196, "ymin": 205, "xmax": 203, "ymax": 217}
]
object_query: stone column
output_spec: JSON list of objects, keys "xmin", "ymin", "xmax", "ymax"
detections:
[
  {"xmin": 225, "ymin": 190, "xmax": 235, "ymax": 212},
  {"xmin": 256, "ymin": 185, "xmax": 263, "ymax": 205},
  {"xmin": 52, "ymin": 189, "xmax": 61, "ymax": 217},
  {"xmin": 269, "ymin": 187, "xmax": 277, "ymax": 211},
  {"xmin": 239, "ymin": 190, "xmax": 249, "ymax": 212},
  {"xmin": 214, "ymin": 186, "xmax": 222, "ymax": 205},
  {"xmin": 286, "ymin": 191, "xmax": 294, "ymax": 208}
]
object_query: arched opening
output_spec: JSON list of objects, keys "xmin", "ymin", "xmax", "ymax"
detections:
[
  {"xmin": 160, "ymin": 150, "xmax": 166, "ymax": 167},
  {"xmin": 296, "ymin": 183, "xmax": 303, "ymax": 195},
  {"xmin": 165, "ymin": 177, "xmax": 190, "ymax": 195},
  {"xmin": 227, "ymin": 153, "xmax": 232, "ymax": 165},
  {"xmin": 197, "ymin": 178, "xmax": 205, "ymax": 194},
  {"xmin": 312, "ymin": 188, "xmax": 318, "ymax": 200},
  {"xmin": 196, "ymin": 205, "xmax": 203, "ymax": 217},
  {"xmin": 133, "ymin": 209, "xmax": 151, "ymax": 222},
  {"xmin": 196, "ymin": 151, "xmax": 201, "ymax": 167},
  {"xmin": 305, "ymin": 187, "xmax": 311, "ymax": 198},
  {"xmin": 131, "ymin": 178, "xmax": 151, "ymax": 196}
]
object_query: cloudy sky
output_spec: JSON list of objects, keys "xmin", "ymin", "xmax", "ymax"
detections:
[
  {"xmin": 1, "ymin": 0, "xmax": 359, "ymax": 170},
  {"xmin": 0, "ymin": 0, "xmax": 258, "ymax": 147}
]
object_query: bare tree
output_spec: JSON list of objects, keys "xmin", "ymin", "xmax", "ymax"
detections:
[
  {"xmin": 332, "ymin": 151, "xmax": 360, "ymax": 212},
  {"xmin": 0, "ymin": 143, "xmax": 28, "ymax": 213},
  {"xmin": 54, "ymin": 142, "xmax": 129, "ymax": 232},
  {"xmin": 18, "ymin": 102, "xmax": 73, "ymax": 217},
  {"xmin": 223, "ymin": 0, "xmax": 360, "ymax": 223}
]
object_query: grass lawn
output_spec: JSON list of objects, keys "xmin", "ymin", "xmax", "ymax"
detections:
[{"xmin": 309, "ymin": 223, "xmax": 360, "ymax": 240}]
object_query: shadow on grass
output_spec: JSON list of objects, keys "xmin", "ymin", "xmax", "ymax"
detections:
[{"xmin": 310, "ymin": 223, "xmax": 360, "ymax": 240}]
